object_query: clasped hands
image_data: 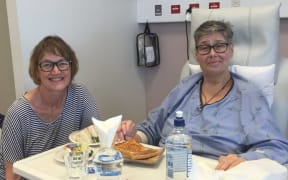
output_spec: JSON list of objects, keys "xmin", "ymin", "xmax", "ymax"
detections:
[
  {"xmin": 115, "ymin": 120, "xmax": 246, "ymax": 170},
  {"xmin": 215, "ymin": 154, "xmax": 246, "ymax": 170}
]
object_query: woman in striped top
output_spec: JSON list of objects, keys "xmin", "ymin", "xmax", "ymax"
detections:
[{"xmin": 0, "ymin": 36, "xmax": 100, "ymax": 179}]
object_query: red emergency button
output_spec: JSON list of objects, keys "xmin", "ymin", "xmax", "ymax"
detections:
[
  {"xmin": 209, "ymin": 2, "xmax": 220, "ymax": 9},
  {"xmin": 171, "ymin": 5, "xmax": 181, "ymax": 14}
]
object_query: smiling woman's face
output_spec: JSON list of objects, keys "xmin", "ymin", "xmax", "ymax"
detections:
[
  {"xmin": 195, "ymin": 32, "xmax": 234, "ymax": 76},
  {"xmin": 37, "ymin": 51, "xmax": 71, "ymax": 92}
]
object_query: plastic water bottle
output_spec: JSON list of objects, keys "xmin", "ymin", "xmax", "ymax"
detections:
[{"xmin": 165, "ymin": 111, "xmax": 192, "ymax": 180}]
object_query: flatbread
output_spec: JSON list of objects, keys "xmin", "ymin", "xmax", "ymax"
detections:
[
  {"xmin": 72, "ymin": 125, "xmax": 99, "ymax": 144},
  {"xmin": 114, "ymin": 139, "xmax": 164, "ymax": 160}
]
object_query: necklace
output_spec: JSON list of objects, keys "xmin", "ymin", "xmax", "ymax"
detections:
[{"xmin": 200, "ymin": 77, "xmax": 232, "ymax": 108}]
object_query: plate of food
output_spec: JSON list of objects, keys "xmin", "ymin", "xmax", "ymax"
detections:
[
  {"xmin": 54, "ymin": 144, "xmax": 95, "ymax": 163},
  {"xmin": 114, "ymin": 139, "xmax": 165, "ymax": 165},
  {"xmin": 69, "ymin": 125, "xmax": 100, "ymax": 146}
]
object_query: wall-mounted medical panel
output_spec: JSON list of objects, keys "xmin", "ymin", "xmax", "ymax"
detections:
[{"xmin": 137, "ymin": 0, "xmax": 288, "ymax": 23}]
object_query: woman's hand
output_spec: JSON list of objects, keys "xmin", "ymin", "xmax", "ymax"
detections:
[
  {"xmin": 215, "ymin": 154, "xmax": 246, "ymax": 171},
  {"xmin": 115, "ymin": 120, "xmax": 137, "ymax": 143},
  {"xmin": 5, "ymin": 161, "xmax": 22, "ymax": 180}
]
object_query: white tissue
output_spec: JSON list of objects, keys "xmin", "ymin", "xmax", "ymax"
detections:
[{"xmin": 92, "ymin": 115, "xmax": 122, "ymax": 148}]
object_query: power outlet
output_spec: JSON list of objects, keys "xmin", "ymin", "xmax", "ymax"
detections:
[
  {"xmin": 232, "ymin": 0, "xmax": 240, "ymax": 7},
  {"xmin": 154, "ymin": 4, "xmax": 162, "ymax": 16}
]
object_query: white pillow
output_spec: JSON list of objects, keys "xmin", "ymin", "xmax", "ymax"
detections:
[{"xmin": 188, "ymin": 64, "xmax": 275, "ymax": 108}]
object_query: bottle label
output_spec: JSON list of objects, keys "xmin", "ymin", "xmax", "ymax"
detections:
[
  {"xmin": 166, "ymin": 149, "xmax": 192, "ymax": 179},
  {"xmin": 187, "ymin": 153, "xmax": 192, "ymax": 177},
  {"xmin": 172, "ymin": 149, "xmax": 187, "ymax": 172},
  {"xmin": 166, "ymin": 153, "xmax": 174, "ymax": 179}
]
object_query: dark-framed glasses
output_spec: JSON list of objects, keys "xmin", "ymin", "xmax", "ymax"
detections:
[
  {"xmin": 196, "ymin": 43, "xmax": 230, "ymax": 55},
  {"xmin": 39, "ymin": 60, "xmax": 71, "ymax": 72}
]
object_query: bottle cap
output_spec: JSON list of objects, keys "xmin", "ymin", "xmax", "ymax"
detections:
[
  {"xmin": 176, "ymin": 111, "xmax": 183, "ymax": 118},
  {"xmin": 174, "ymin": 111, "xmax": 185, "ymax": 127}
]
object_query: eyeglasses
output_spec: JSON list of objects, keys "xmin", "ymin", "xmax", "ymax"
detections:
[
  {"xmin": 39, "ymin": 60, "xmax": 71, "ymax": 72},
  {"xmin": 196, "ymin": 43, "xmax": 230, "ymax": 55}
]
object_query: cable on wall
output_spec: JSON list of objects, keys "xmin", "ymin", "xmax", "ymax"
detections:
[{"xmin": 185, "ymin": 7, "xmax": 192, "ymax": 61}]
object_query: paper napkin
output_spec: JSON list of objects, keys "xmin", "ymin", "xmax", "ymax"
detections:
[{"xmin": 92, "ymin": 115, "xmax": 122, "ymax": 148}]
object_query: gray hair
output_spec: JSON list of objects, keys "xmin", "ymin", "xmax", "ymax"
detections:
[{"xmin": 194, "ymin": 20, "xmax": 234, "ymax": 45}]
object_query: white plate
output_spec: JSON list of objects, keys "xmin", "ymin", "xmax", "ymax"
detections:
[
  {"xmin": 54, "ymin": 147, "xmax": 95, "ymax": 163},
  {"xmin": 54, "ymin": 148, "xmax": 66, "ymax": 163},
  {"xmin": 69, "ymin": 131, "xmax": 100, "ymax": 147}
]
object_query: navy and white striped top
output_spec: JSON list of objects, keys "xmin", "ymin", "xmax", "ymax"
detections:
[{"xmin": 0, "ymin": 83, "xmax": 100, "ymax": 179}]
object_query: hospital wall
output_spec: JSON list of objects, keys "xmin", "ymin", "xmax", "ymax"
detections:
[{"xmin": 1, "ymin": 1, "xmax": 287, "ymax": 123}]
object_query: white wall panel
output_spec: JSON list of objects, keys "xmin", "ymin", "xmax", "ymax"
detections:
[
  {"xmin": 7, "ymin": 0, "xmax": 146, "ymax": 122},
  {"xmin": 137, "ymin": 0, "xmax": 287, "ymax": 23}
]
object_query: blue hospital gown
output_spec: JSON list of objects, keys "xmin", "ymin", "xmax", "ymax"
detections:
[{"xmin": 137, "ymin": 72, "xmax": 288, "ymax": 164}]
